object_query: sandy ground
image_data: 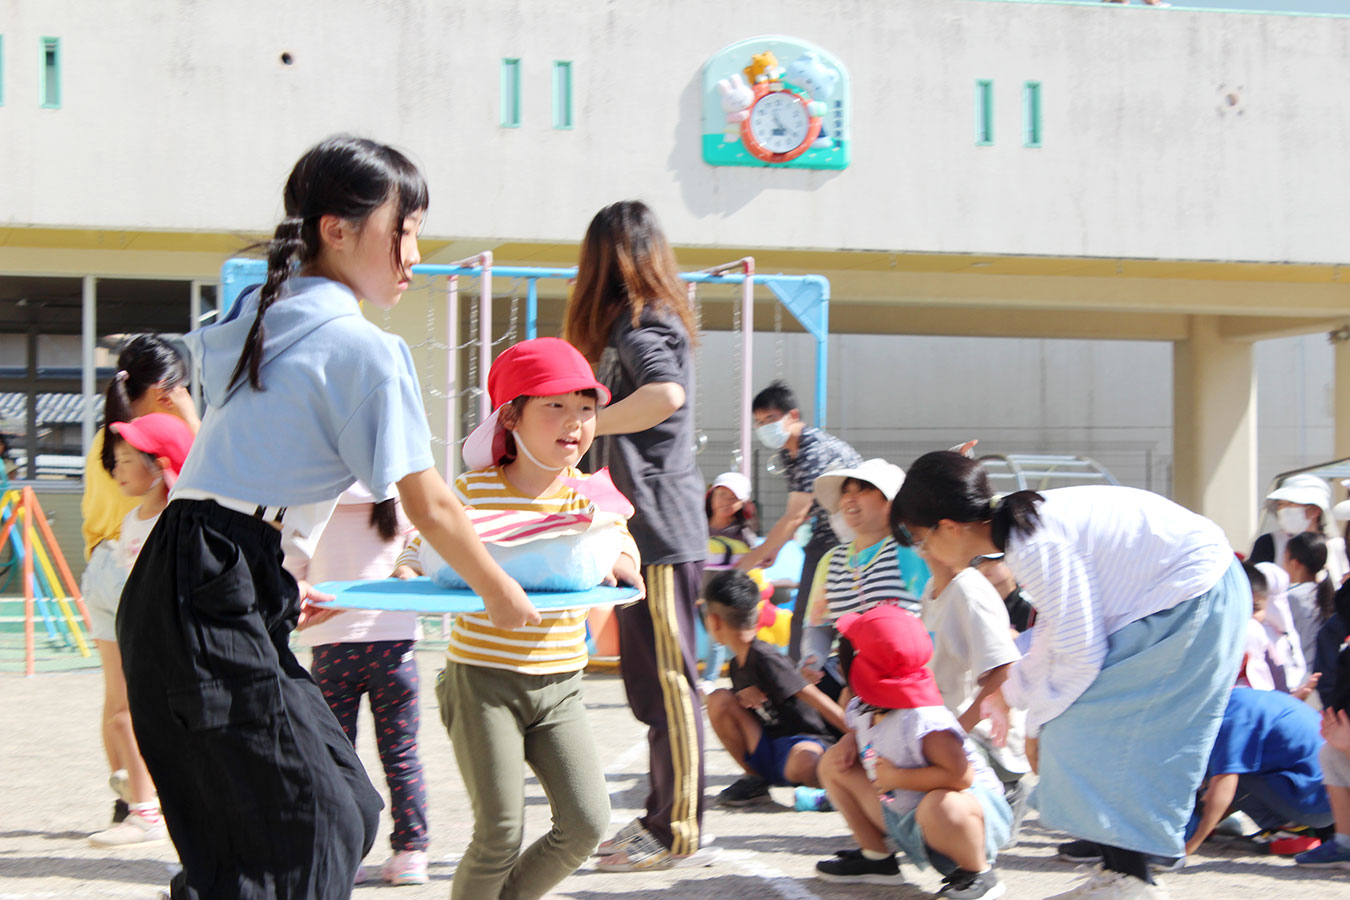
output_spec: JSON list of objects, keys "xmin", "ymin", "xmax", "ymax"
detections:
[{"xmin": 3, "ymin": 647, "xmax": 1349, "ymax": 899}]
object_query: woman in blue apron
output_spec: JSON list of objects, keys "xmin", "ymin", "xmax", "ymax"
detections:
[{"xmin": 891, "ymin": 450, "xmax": 1247, "ymax": 900}]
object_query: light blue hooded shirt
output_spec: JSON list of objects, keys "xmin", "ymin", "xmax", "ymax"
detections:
[{"xmin": 175, "ymin": 276, "xmax": 433, "ymax": 506}]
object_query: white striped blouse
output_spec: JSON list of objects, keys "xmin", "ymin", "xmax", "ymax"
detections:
[{"xmin": 1001, "ymin": 485, "xmax": 1234, "ymax": 736}]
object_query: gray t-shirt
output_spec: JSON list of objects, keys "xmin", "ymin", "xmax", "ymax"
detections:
[{"xmin": 591, "ymin": 308, "xmax": 706, "ymax": 565}]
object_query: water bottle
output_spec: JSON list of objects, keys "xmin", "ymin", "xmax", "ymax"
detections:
[{"xmin": 794, "ymin": 786, "xmax": 831, "ymax": 812}]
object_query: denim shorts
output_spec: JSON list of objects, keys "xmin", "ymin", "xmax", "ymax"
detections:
[{"xmin": 881, "ymin": 781, "xmax": 1012, "ymax": 871}]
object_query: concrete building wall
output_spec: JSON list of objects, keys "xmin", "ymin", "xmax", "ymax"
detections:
[{"xmin": 2, "ymin": 0, "xmax": 1348, "ymax": 264}]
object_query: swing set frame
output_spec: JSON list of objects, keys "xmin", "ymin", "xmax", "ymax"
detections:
[{"xmin": 220, "ymin": 256, "xmax": 830, "ymax": 480}]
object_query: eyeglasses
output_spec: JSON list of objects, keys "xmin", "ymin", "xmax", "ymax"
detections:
[{"xmin": 897, "ymin": 522, "xmax": 940, "ymax": 550}]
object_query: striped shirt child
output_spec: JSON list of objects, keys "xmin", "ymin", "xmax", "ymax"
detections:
[{"xmin": 396, "ymin": 464, "xmax": 639, "ymax": 675}]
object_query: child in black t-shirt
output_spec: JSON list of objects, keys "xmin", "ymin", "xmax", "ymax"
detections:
[{"xmin": 703, "ymin": 570, "xmax": 846, "ymax": 807}]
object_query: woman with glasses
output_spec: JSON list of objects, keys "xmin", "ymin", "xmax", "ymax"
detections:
[{"xmin": 891, "ymin": 450, "xmax": 1247, "ymax": 900}]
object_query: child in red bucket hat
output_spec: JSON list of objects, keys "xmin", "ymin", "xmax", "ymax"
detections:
[
  {"xmin": 394, "ymin": 336, "xmax": 644, "ymax": 900},
  {"xmin": 814, "ymin": 604, "xmax": 1011, "ymax": 899}
]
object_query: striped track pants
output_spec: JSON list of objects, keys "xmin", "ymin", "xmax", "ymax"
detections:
[{"xmin": 615, "ymin": 560, "xmax": 707, "ymax": 854}]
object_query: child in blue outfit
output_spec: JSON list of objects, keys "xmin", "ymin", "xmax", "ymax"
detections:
[
  {"xmin": 1185, "ymin": 686, "xmax": 1331, "ymax": 854},
  {"xmin": 815, "ymin": 604, "xmax": 1010, "ymax": 899}
]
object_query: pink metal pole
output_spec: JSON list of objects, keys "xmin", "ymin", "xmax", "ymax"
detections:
[
  {"xmin": 704, "ymin": 257, "xmax": 756, "ymax": 480},
  {"xmin": 740, "ymin": 258, "xmax": 754, "ymax": 480},
  {"xmin": 478, "ymin": 251, "xmax": 493, "ymax": 425},
  {"xmin": 445, "ymin": 274, "xmax": 459, "ymax": 479}
]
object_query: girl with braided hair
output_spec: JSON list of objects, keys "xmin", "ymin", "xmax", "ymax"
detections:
[
  {"xmin": 891, "ymin": 451, "xmax": 1249, "ymax": 900},
  {"xmin": 117, "ymin": 135, "xmax": 532, "ymax": 900}
]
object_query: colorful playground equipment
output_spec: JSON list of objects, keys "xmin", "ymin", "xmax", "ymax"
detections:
[{"xmin": 0, "ymin": 484, "xmax": 93, "ymax": 676}]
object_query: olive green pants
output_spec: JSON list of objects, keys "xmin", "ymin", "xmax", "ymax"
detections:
[{"xmin": 437, "ymin": 662, "xmax": 609, "ymax": 900}]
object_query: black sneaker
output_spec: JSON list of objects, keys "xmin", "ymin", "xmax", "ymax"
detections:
[
  {"xmin": 1058, "ymin": 839, "xmax": 1103, "ymax": 863},
  {"xmin": 1058, "ymin": 839, "xmax": 1184, "ymax": 872},
  {"xmin": 716, "ymin": 774, "xmax": 771, "ymax": 807},
  {"xmin": 814, "ymin": 852, "xmax": 903, "ymax": 884},
  {"xmin": 937, "ymin": 868, "xmax": 1004, "ymax": 899}
]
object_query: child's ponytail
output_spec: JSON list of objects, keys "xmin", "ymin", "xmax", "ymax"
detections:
[
  {"xmin": 228, "ymin": 216, "xmax": 307, "ymax": 391},
  {"xmin": 1287, "ymin": 531, "xmax": 1333, "ymax": 620},
  {"xmin": 369, "ymin": 497, "xmax": 400, "ymax": 542},
  {"xmin": 100, "ymin": 335, "xmax": 188, "ymax": 474}
]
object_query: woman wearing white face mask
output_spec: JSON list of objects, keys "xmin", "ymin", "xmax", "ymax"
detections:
[
  {"xmin": 737, "ymin": 380, "xmax": 863, "ymax": 662},
  {"xmin": 1251, "ymin": 474, "xmax": 1349, "ymax": 586}
]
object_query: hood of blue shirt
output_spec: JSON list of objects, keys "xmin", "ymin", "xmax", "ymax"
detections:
[{"xmin": 188, "ymin": 276, "xmax": 362, "ymax": 408}]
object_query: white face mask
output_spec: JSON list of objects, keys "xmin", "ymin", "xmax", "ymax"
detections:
[
  {"xmin": 1278, "ymin": 506, "xmax": 1313, "ymax": 535},
  {"xmin": 756, "ymin": 418, "xmax": 790, "ymax": 451}
]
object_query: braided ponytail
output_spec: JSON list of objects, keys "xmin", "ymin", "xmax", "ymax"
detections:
[{"xmin": 228, "ymin": 216, "xmax": 307, "ymax": 391}]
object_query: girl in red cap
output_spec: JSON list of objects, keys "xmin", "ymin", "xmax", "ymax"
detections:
[
  {"xmin": 394, "ymin": 336, "xmax": 642, "ymax": 900},
  {"xmin": 816, "ymin": 604, "xmax": 1011, "ymax": 899},
  {"xmin": 86, "ymin": 412, "xmax": 194, "ymax": 848}
]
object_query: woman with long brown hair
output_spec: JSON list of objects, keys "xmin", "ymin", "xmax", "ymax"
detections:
[{"xmin": 564, "ymin": 200, "xmax": 716, "ymax": 871}]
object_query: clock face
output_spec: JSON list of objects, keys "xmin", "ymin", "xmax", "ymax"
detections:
[{"xmin": 747, "ymin": 92, "xmax": 812, "ymax": 155}]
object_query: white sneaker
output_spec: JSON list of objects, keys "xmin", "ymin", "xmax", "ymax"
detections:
[
  {"xmin": 595, "ymin": 818, "xmax": 647, "ymax": 856},
  {"xmin": 381, "ymin": 849, "xmax": 429, "ymax": 886},
  {"xmin": 1046, "ymin": 866, "xmax": 1170, "ymax": 900},
  {"xmin": 89, "ymin": 811, "xmax": 168, "ymax": 848}
]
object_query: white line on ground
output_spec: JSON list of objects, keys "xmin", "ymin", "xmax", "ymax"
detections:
[
  {"xmin": 718, "ymin": 850, "xmax": 829, "ymax": 900},
  {"xmin": 601, "ymin": 734, "xmax": 828, "ymax": 900}
]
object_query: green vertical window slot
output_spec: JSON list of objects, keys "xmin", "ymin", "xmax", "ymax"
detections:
[
  {"xmin": 40, "ymin": 37, "xmax": 60, "ymax": 108},
  {"xmin": 1024, "ymin": 81, "xmax": 1042, "ymax": 148},
  {"xmin": 975, "ymin": 79, "xmax": 993, "ymax": 146},
  {"xmin": 552, "ymin": 61, "xmax": 573, "ymax": 129},
  {"xmin": 500, "ymin": 58, "xmax": 521, "ymax": 127}
]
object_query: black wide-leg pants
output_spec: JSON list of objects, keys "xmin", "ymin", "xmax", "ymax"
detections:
[{"xmin": 117, "ymin": 499, "xmax": 382, "ymax": 900}]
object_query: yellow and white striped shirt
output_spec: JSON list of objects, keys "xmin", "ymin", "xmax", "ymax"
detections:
[{"xmin": 398, "ymin": 466, "xmax": 637, "ymax": 675}]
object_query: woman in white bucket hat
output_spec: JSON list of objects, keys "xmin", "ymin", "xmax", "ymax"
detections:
[
  {"xmin": 798, "ymin": 459, "xmax": 927, "ymax": 699},
  {"xmin": 1251, "ymin": 474, "xmax": 1348, "ymax": 586}
]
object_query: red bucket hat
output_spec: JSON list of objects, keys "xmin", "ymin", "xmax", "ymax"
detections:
[
  {"xmin": 835, "ymin": 604, "xmax": 943, "ymax": 710},
  {"xmin": 109, "ymin": 413, "xmax": 195, "ymax": 489},
  {"xmin": 463, "ymin": 337, "xmax": 610, "ymax": 470}
]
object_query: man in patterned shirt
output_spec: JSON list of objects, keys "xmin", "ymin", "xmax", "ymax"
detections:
[{"xmin": 738, "ymin": 380, "xmax": 862, "ymax": 661}]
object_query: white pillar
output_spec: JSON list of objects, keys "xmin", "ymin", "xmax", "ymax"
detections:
[
  {"xmin": 1332, "ymin": 327, "xmax": 1350, "ymax": 460},
  {"xmin": 1172, "ymin": 315, "xmax": 1257, "ymax": 549},
  {"xmin": 81, "ymin": 275, "xmax": 98, "ymax": 455}
]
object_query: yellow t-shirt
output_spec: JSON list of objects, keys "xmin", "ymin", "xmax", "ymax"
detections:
[
  {"xmin": 81, "ymin": 430, "xmax": 138, "ymax": 560},
  {"xmin": 397, "ymin": 466, "xmax": 638, "ymax": 675}
]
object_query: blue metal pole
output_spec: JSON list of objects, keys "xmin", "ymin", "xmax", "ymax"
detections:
[{"xmin": 526, "ymin": 279, "xmax": 538, "ymax": 340}]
